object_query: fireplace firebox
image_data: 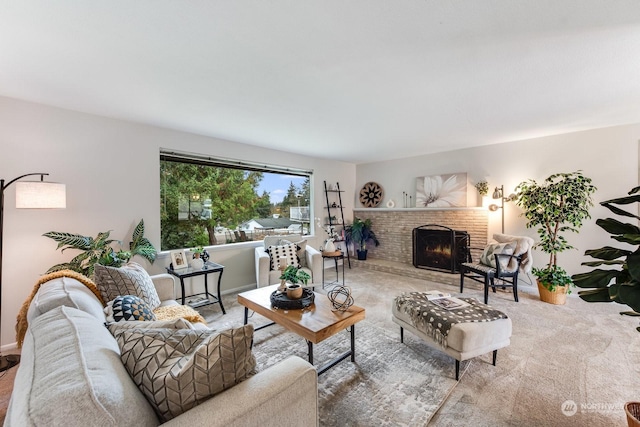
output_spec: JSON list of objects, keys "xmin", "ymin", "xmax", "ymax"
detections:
[{"xmin": 412, "ymin": 225, "xmax": 470, "ymax": 273}]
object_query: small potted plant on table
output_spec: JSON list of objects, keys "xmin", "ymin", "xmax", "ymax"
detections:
[
  {"xmin": 279, "ymin": 265, "xmax": 311, "ymax": 299},
  {"xmin": 514, "ymin": 171, "xmax": 597, "ymax": 304}
]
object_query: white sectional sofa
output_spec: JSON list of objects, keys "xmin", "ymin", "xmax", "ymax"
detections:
[{"xmin": 5, "ymin": 273, "xmax": 318, "ymax": 426}]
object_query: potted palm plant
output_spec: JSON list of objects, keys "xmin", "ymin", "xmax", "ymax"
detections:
[
  {"xmin": 344, "ymin": 217, "xmax": 380, "ymax": 260},
  {"xmin": 514, "ymin": 171, "xmax": 597, "ymax": 304},
  {"xmin": 43, "ymin": 219, "xmax": 157, "ymax": 278},
  {"xmin": 570, "ymin": 186, "xmax": 640, "ymax": 426}
]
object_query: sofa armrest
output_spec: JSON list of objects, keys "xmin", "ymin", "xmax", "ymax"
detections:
[
  {"xmin": 163, "ymin": 356, "xmax": 318, "ymax": 427},
  {"xmin": 305, "ymin": 245, "xmax": 322, "ymax": 286},
  {"xmin": 255, "ymin": 247, "xmax": 271, "ymax": 288},
  {"xmin": 150, "ymin": 274, "xmax": 176, "ymax": 302}
]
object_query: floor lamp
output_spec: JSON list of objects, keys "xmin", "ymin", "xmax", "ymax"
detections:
[
  {"xmin": 488, "ymin": 185, "xmax": 516, "ymax": 234},
  {"xmin": 0, "ymin": 173, "xmax": 66, "ymax": 372}
]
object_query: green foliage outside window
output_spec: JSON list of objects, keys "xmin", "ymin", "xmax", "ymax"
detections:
[{"xmin": 160, "ymin": 159, "xmax": 311, "ymax": 251}]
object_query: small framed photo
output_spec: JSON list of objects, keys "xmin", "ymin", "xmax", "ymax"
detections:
[{"xmin": 170, "ymin": 250, "xmax": 188, "ymax": 270}]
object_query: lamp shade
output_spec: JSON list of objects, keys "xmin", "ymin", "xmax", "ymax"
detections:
[{"xmin": 15, "ymin": 182, "xmax": 66, "ymax": 209}]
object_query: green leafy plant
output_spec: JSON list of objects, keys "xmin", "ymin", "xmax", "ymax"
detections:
[
  {"xmin": 475, "ymin": 181, "xmax": 489, "ymax": 196},
  {"xmin": 191, "ymin": 245, "xmax": 204, "ymax": 256},
  {"xmin": 344, "ymin": 217, "xmax": 379, "ymax": 252},
  {"xmin": 44, "ymin": 219, "xmax": 157, "ymax": 277},
  {"xmin": 514, "ymin": 171, "xmax": 597, "ymax": 291},
  {"xmin": 279, "ymin": 265, "xmax": 311, "ymax": 285},
  {"xmin": 571, "ymin": 186, "xmax": 640, "ymax": 331}
]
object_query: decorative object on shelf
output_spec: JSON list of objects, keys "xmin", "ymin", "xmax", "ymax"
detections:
[
  {"xmin": 514, "ymin": 171, "xmax": 596, "ymax": 305},
  {"xmin": 170, "ymin": 250, "xmax": 188, "ymax": 270},
  {"xmin": 386, "ymin": 199, "xmax": 395, "ymax": 208},
  {"xmin": 270, "ymin": 288, "xmax": 315, "ymax": 309},
  {"xmin": 1, "ymin": 172, "xmax": 66, "ymax": 373},
  {"xmin": 416, "ymin": 173, "xmax": 467, "ymax": 208},
  {"xmin": 344, "ymin": 217, "xmax": 379, "ymax": 260},
  {"xmin": 402, "ymin": 191, "xmax": 413, "ymax": 208},
  {"xmin": 327, "ymin": 285, "xmax": 354, "ymax": 312},
  {"xmin": 44, "ymin": 218, "xmax": 156, "ymax": 278},
  {"xmin": 488, "ymin": 185, "xmax": 517, "ymax": 233},
  {"xmin": 474, "ymin": 180, "xmax": 489, "ymax": 196},
  {"xmin": 359, "ymin": 182, "xmax": 384, "ymax": 207},
  {"xmin": 201, "ymin": 249, "xmax": 210, "ymax": 263},
  {"xmin": 571, "ymin": 186, "xmax": 640, "ymax": 331}
]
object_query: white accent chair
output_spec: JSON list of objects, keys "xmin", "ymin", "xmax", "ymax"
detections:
[{"xmin": 255, "ymin": 234, "xmax": 322, "ymax": 287}]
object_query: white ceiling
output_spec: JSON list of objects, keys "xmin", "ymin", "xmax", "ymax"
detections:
[{"xmin": 2, "ymin": 1, "xmax": 640, "ymax": 164}]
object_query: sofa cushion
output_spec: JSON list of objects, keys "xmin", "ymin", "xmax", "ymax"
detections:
[
  {"xmin": 94, "ymin": 262, "xmax": 161, "ymax": 309},
  {"xmin": 105, "ymin": 295, "xmax": 157, "ymax": 322},
  {"xmin": 114, "ymin": 325, "xmax": 256, "ymax": 422},
  {"xmin": 26, "ymin": 276, "xmax": 106, "ymax": 323},
  {"xmin": 267, "ymin": 243, "xmax": 300, "ymax": 271},
  {"xmin": 6, "ymin": 305, "xmax": 158, "ymax": 427}
]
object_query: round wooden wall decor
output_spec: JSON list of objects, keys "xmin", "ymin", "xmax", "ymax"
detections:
[{"xmin": 359, "ymin": 182, "xmax": 384, "ymax": 207}]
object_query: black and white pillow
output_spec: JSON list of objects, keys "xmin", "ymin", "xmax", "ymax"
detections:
[
  {"xmin": 267, "ymin": 243, "xmax": 300, "ymax": 271},
  {"xmin": 281, "ymin": 239, "xmax": 308, "ymax": 268},
  {"xmin": 105, "ymin": 295, "xmax": 157, "ymax": 322}
]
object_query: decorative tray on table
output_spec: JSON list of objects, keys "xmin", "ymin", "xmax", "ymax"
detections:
[{"xmin": 270, "ymin": 289, "xmax": 315, "ymax": 309}]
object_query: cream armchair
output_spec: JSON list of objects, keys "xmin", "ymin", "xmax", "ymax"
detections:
[{"xmin": 255, "ymin": 234, "xmax": 322, "ymax": 287}]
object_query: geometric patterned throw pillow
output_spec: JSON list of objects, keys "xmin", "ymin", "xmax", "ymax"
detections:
[
  {"xmin": 94, "ymin": 262, "xmax": 161, "ymax": 310},
  {"xmin": 479, "ymin": 241, "xmax": 517, "ymax": 272},
  {"xmin": 267, "ymin": 243, "xmax": 300, "ymax": 271},
  {"xmin": 104, "ymin": 295, "xmax": 157, "ymax": 322},
  {"xmin": 115, "ymin": 325, "xmax": 257, "ymax": 422}
]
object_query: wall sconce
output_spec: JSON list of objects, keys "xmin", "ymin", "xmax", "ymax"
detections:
[
  {"xmin": 0, "ymin": 173, "xmax": 66, "ymax": 372},
  {"xmin": 488, "ymin": 185, "xmax": 516, "ymax": 233}
]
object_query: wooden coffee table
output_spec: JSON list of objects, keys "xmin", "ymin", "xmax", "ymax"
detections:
[{"xmin": 238, "ymin": 284, "xmax": 365, "ymax": 375}]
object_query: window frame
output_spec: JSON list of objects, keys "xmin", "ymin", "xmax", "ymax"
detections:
[{"xmin": 160, "ymin": 149, "xmax": 313, "ymax": 251}]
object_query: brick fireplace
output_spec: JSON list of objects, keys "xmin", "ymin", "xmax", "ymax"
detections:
[{"xmin": 351, "ymin": 208, "xmax": 488, "ymax": 273}]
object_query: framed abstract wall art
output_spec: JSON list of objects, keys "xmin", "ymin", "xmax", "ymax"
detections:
[{"xmin": 416, "ymin": 173, "xmax": 467, "ymax": 207}]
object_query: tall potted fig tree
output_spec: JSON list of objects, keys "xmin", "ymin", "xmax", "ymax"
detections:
[{"xmin": 514, "ymin": 171, "xmax": 597, "ymax": 304}]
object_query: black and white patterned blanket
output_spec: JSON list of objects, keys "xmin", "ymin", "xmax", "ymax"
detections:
[{"xmin": 394, "ymin": 292, "xmax": 508, "ymax": 348}]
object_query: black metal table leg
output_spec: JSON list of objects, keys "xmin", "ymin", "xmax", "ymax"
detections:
[
  {"xmin": 180, "ymin": 278, "xmax": 186, "ymax": 305},
  {"xmin": 307, "ymin": 341, "xmax": 314, "ymax": 365},
  {"xmin": 216, "ymin": 269, "xmax": 226, "ymax": 314}
]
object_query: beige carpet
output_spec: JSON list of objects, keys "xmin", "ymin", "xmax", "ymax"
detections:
[{"xmin": 201, "ymin": 267, "xmax": 640, "ymax": 427}]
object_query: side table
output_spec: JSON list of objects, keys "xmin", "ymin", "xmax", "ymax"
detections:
[
  {"xmin": 166, "ymin": 261, "xmax": 226, "ymax": 314},
  {"xmin": 321, "ymin": 251, "xmax": 345, "ymax": 289}
]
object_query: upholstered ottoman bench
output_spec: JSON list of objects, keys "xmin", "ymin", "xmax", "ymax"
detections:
[{"xmin": 392, "ymin": 292, "xmax": 512, "ymax": 380}]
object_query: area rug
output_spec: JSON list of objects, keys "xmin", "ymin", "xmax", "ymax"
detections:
[{"xmin": 249, "ymin": 319, "xmax": 469, "ymax": 426}]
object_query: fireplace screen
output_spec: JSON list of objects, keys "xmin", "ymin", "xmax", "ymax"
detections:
[{"xmin": 412, "ymin": 225, "xmax": 469, "ymax": 273}]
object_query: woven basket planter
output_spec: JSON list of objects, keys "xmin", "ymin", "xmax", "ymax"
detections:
[
  {"xmin": 626, "ymin": 402, "xmax": 640, "ymax": 427},
  {"xmin": 537, "ymin": 280, "xmax": 568, "ymax": 305}
]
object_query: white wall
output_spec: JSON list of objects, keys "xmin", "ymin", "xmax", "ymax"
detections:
[
  {"xmin": 356, "ymin": 124, "xmax": 640, "ymax": 283},
  {"xmin": 0, "ymin": 96, "xmax": 356, "ymax": 348}
]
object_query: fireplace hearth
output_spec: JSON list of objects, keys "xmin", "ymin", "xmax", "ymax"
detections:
[{"xmin": 412, "ymin": 225, "xmax": 469, "ymax": 273}]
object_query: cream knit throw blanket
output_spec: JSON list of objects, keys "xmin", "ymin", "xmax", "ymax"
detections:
[{"xmin": 16, "ymin": 270, "xmax": 206, "ymax": 348}]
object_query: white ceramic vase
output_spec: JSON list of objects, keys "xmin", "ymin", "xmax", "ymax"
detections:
[
  {"xmin": 324, "ymin": 238, "xmax": 336, "ymax": 252},
  {"xmin": 190, "ymin": 257, "xmax": 205, "ymax": 269}
]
